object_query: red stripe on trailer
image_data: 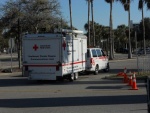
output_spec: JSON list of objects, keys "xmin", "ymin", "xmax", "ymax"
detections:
[{"xmin": 23, "ymin": 61, "xmax": 86, "ymax": 67}]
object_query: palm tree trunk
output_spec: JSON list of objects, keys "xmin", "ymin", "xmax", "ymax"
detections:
[
  {"xmin": 91, "ymin": 0, "xmax": 95, "ymax": 47},
  {"xmin": 88, "ymin": 0, "xmax": 91, "ymax": 46},
  {"xmin": 128, "ymin": 1, "xmax": 132, "ymax": 59},
  {"xmin": 142, "ymin": 1, "xmax": 146, "ymax": 55},
  {"xmin": 109, "ymin": 1, "xmax": 113, "ymax": 60},
  {"xmin": 69, "ymin": 0, "xmax": 73, "ymax": 30}
]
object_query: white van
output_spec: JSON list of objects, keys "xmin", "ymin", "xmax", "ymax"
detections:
[{"xmin": 86, "ymin": 48, "xmax": 109, "ymax": 75}]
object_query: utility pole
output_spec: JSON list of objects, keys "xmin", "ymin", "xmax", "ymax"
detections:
[{"xmin": 18, "ymin": 2, "xmax": 22, "ymax": 69}]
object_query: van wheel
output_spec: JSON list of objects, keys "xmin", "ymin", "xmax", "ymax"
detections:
[
  {"xmin": 69, "ymin": 73, "xmax": 74, "ymax": 82},
  {"xmin": 74, "ymin": 73, "xmax": 78, "ymax": 80},
  {"xmin": 94, "ymin": 65, "xmax": 99, "ymax": 75},
  {"xmin": 103, "ymin": 63, "xmax": 109, "ymax": 72}
]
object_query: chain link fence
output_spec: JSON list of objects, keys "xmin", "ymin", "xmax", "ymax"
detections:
[
  {"xmin": 0, "ymin": 60, "xmax": 1, "ymax": 70},
  {"xmin": 137, "ymin": 54, "xmax": 150, "ymax": 75}
]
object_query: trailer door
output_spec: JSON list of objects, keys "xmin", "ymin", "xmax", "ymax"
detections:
[{"xmin": 23, "ymin": 37, "xmax": 61, "ymax": 64}]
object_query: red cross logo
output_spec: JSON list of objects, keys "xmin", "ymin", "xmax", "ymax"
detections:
[
  {"xmin": 62, "ymin": 41, "xmax": 66, "ymax": 50},
  {"xmin": 33, "ymin": 44, "xmax": 38, "ymax": 51}
]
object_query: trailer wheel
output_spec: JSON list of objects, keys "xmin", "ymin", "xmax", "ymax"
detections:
[
  {"xmin": 69, "ymin": 73, "xmax": 74, "ymax": 82},
  {"xmin": 94, "ymin": 65, "xmax": 99, "ymax": 75},
  {"xmin": 74, "ymin": 72, "xmax": 78, "ymax": 80}
]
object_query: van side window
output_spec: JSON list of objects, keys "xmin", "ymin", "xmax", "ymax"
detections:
[
  {"xmin": 87, "ymin": 49, "xmax": 90, "ymax": 58},
  {"xmin": 96, "ymin": 49, "xmax": 102, "ymax": 57},
  {"xmin": 92, "ymin": 49, "xmax": 97, "ymax": 57}
]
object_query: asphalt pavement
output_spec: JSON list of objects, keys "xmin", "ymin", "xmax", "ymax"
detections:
[{"xmin": 0, "ymin": 53, "xmax": 148, "ymax": 113}]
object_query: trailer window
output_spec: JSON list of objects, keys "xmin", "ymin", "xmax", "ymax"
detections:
[{"xmin": 92, "ymin": 49, "xmax": 97, "ymax": 57}]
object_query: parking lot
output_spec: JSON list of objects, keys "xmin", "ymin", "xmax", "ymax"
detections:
[{"xmin": 0, "ymin": 53, "xmax": 148, "ymax": 113}]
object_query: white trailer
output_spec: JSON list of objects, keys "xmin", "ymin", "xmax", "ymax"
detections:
[{"xmin": 22, "ymin": 29, "xmax": 87, "ymax": 81}]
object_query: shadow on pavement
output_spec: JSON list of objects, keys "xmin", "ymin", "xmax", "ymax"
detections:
[
  {"xmin": 0, "ymin": 70, "xmax": 146, "ymax": 87},
  {"xmin": 0, "ymin": 95, "xmax": 147, "ymax": 108}
]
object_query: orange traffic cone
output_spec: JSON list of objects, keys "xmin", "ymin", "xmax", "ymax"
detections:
[
  {"xmin": 123, "ymin": 73, "xmax": 128, "ymax": 83},
  {"xmin": 128, "ymin": 75, "xmax": 133, "ymax": 86},
  {"xmin": 117, "ymin": 72, "xmax": 124, "ymax": 76},
  {"xmin": 124, "ymin": 67, "xmax": 127, "ymax": 73},
  {"xmin": 130, "ymin": 72, "xmax": 138, "ymax": 90}
]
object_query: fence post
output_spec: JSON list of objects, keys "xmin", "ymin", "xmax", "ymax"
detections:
[{"xmin": 147, "ymin": 76, "xmax": 150, "ymax": 113}]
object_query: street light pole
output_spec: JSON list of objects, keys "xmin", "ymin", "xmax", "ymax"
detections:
[{"xmin": 69, "ymin": 0, "xmax": 74, "ymax": 80}]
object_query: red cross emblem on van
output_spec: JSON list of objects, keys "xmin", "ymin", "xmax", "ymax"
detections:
[{"xmin": 33, "ymin": 44, "xmax": 38, "ymax": 51}]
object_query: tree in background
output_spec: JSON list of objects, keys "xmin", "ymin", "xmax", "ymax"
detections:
[
  {"xmin": 138, "ymin": 0, "xmax": 150, "ymax": 55},
  {"xmin": 91, "ymin": 0, "xmax": 95, "ymax": 47},
  {"xmin": 145, "ymin": 0, "xmax": 150, "ymax": 8},
  {"xmin": 86, "ymin": 0, "xmax": 96, "ymax": 47},
  {"xmin": 87, "ymin": 0, "xmax": 91, "ymax": 46},
  {"xmin": 0, "ymin": 19, "xmax": 8, "ymax": 52},
  {"xmin": 114, "ymin": 25, "xmax": 128, "ymax": 52},
  {"xmin": 0, "ymin": 0, "xmax": 68, "ymax": 68},
  {"xmin": 116, "ymin": 0, "xmax": 133, "ymax": 59},
  {"xmin": 139, "ymin": 18, "xmax": 150, "ymax": 44},
  {"xmin": 1, "ymin": 0, "xmax": 67, "ymax": 35},
  {"xmin": 84, "ymin": 21, "xmax": 109, "ymax": 52},
  {"xmin": 138, "ymin": 0, "xmax": 146, "ymax": 55},
  {"xmin": 105, "ymin": 0, "xmax": 114, "ymax": 60}
]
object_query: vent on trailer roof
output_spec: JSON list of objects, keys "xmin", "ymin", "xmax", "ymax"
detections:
[{"xmin": 54, "ymin": 29, "xmax": 83, "ymax": 34}]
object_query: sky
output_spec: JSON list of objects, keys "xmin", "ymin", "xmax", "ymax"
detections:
[
  {"xmin": 58, "ymin": 0, "xmax": 150, "ymax": 33},
  {"xmin": 0, "ymin": 0, "xmax": 149, "ymax": 33}
]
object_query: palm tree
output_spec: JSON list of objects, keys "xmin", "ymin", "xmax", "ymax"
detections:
[
  {"xmin": 86, "ymin": 0, "xmax": 95, "ymax": 47},
  {"xmin": 91, "ymin": 0, "xmax": 96, "ymax": 47},
  {"xmin": 87, "ymin": 0, "xmax": 91, "ymax": 46},
  {"xmin": 105, "ymin": 0, "xmax": 114, "ymax": 60},
  {"xmin": 116, "ymin": 0, "xmax": 133, "ymax": 59},
  {"xmin": 138, "ymin": 0, "xmax": 146, "ymax": 55},
  {"xmin": 145, "ymin": 0, "xmax": 150, "ymax": 9},
  {"xmin": 69, "ymin": 0, "xmax": 73, "ymax": 30}
]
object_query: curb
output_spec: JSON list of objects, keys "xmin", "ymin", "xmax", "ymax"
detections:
[{"xmin": 0, "ymin": 72, "xmax": 22, "ymax": 77}]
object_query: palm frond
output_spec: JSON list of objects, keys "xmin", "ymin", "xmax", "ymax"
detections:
[
  {"xmin": 144, "ymin": 0, "xmax": 150, "ymax": 9},
  {"xmin": 138, "ymin": 0, "xmax": 143, "ymax": 10},
  {"xmin": 124, "ymin": 3, "xmax": 129, "ymax": 11},
  {"xmin": 105, "ymin": 0, "xmax": 114, "ymax": 3},
  {"xmin": 116, "ymin": 0, "xmax": 126, "ymax": 4}
]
